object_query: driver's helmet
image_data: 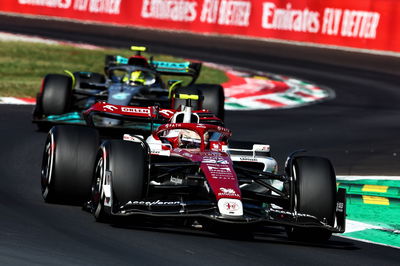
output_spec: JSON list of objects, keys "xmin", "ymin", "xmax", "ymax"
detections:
[
  {"xmin": 161, "ymin": 106, "xmax": 207, "ymax": 148},
  {"xmin": 178, "ymin": 130, "xmax": 201, "ymax": 148},
  {"xmin": 122, "ymin": 70, "xmax": 155, "ymax": 85},
  {"xmin": 163, "ymin": 129, "xmax": 209, "ymax": 149}
]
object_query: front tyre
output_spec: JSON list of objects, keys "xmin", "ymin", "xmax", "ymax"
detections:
[
  {"xmin": 41, "ymin": 74, "xmax": 73, "ymax": 115},
  {"xmin": 41, "ymin": 125, "xmax": 99, "ymax": 204},
  {"xmin": 91, "ymin": 140, "xmax": 148, "ymax": 222},
  {"xmin": 286, "ymin": 156, "xmax": 336, "ymax": 242}
]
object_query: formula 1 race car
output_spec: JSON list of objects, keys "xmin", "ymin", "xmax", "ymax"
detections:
[
  {"xmin": 33, "ymin": 46, "xmax": 225, "ymax": 129},
  {"xmin": 40, "ymin": 102, "xmax": 346, "ymax": 241}
]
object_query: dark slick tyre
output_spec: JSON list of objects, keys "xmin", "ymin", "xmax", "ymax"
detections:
[
  {"xmin": 91, "ymin": 140, "xmax": 148, "ymax": 222},
  {"xmin": 41, "ymin": 74, "xmax": 72, "ymax": 115},
  {"xmin": 193, "ymin": 84, "xmax": 225, "ymax": 120},
  {"xmin": 41, "ymin": 125, "xmax": 99, "ymax": 204},
  {"xmin": 286, "ymin": 156, "xmax": 336, "ymax": 242}
]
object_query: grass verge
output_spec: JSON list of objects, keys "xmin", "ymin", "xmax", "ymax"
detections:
[{"xmin": 0, "ymin": 40, "xmax": 228, "ymax": 98}]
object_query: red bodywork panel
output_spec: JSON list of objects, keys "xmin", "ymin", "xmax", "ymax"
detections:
[
  {"xmin": 173, "ymin": 149, "xmax": 241, "ymax": 201},
  {"xmin": 85, "ymin": 102, "xmax": 239, "ymax": 201},
  {"xmin": 84, "ymin": 102, "xmax": 221, "ymax": 121}
]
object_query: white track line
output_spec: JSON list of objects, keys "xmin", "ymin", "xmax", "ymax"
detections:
[
  {"xmin": 336, "ymin": 235, "xmax": 400, "ymax": 250},
  {"xmin": 337, "ymin": 175, "xmax": 400, "ymax": 181}
]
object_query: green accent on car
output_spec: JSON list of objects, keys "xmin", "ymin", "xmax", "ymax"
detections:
[
  {"xmin": 168, "ymin": 80, "xmax": 183, "ymax": 99},
  {"xmin": 175, "ymin": 93, "xmax": 199, "ymax": 100},
  {"xmin": 130, "ymin": 46, "xmax": 147, "ymax": 52},
  {"xmin": 152, "ymin": 61, "xmax": 191, "ymax": 73},
  {"xmin": 47, "ymin": 112, "xmax": 83, "ymax": 122},
  {"xmin": 115, "ymin": 56, "xmax": 128, "ymax": 64},
  {"xmin": 63, "ymin": 70, "xmax": 76, "ymax": 88}
]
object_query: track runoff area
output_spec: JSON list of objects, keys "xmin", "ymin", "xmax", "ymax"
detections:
[{"xmin": 0, "ymin": 32, "xmax": 399, "ymax": 248}]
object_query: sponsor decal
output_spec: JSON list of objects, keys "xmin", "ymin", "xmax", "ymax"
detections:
[
  {"xmin": 126, "ymin": 200, "xmax": 181, "ymax": 206},
  {"xmin": 220, "ymin": 187, "xmax": 236, "ymax": 194},
  {"xmin": 207, "ymin": 165, "xmax": 231, "ymax": 172},
  {"xmin": 261, "ymin": 2, "xmax": 380, "ymax": 39},
  {"xmin": 218, "ymin": 198, "xmax": 243, "ymax": 216},
  {"xmin": 210, "ymin": 142, "xmax": 220, "ymax": 151},
  {"xmin": 200, "ymin": 0, "xmax": 252, "ymax": 27},
  {"xmin": 153, "ymin": 61, "xmax": 190, "ymax": 69},
  {"xmin": 18, "ymin": 0, "xmax": 122, "ymax": 14},
  {"xmin": 336, "ymin": 202, "xmax": 344, "ymax": 212},
  {"xmin": 77, "ymin": 0, "xmax": 122, "ymax": 14},
  {"xmin": 202, "ymin": 156, "xmax": 229, "ymax": 164},
  {"xmin": 182, "ymin": 152, "xmax": 193, "ymax": 158},
  {"xmin": 165, "ymin": 123, "xmax": 183, "ymax": 129},
  {"xmin": 141, "ymin": 0, "xmax": 198, "ymax": 22},
  {"xmin": 121, "ymin": 107, "xmax": 150, "ymax": 114},
  {"xmin": 223, "ymin": 201, "xmax": 239, "ymax": 211},
  {"xmin": 159, "ymin": 109, "xmax": 175, "ymax": 117},
  {"xmin": 4, "ymin": 0, "xmax": 396, "ymax": 53},
  {"xmin": 18, "ymin": 0, "xmax": 72, "ymax": 9},
  {"xmin": 103, "ymin": 104, "xmax": 118, "ymax": 111},
  {"xmin": 239, "ymin": 157, "xmax": 257, "ymax": 161},
  {"xmin": 217, "ymin": 126, "xmax": 230, "ymax": 133},
  {"xmin": 253, "ymin": 144, "xmax": 270, "ymax": 151},
  {"xmin": 262, "ymin": 2, "xmax": 320, "ymax": 33},
  {"xmin": 338, "ymin": 9, "xmax": 380, "ymax": 39},
  {"xmin": 206, "ymin": 164, "xmax": 236, "ymax": 180},
  {"xmin": 218, "ymin": 187, "xmax": 240, "ymax": 197},
  {"xmin": 170, "ymin": 177, "xmax": 183, "ymax": 184},
  {"xmin": 269, "ymin": 209, "xmax": 315, "ymax": 218},
  {"xmin": 123, "ymin": 134, "xmax": 143, "ymax": 142}
]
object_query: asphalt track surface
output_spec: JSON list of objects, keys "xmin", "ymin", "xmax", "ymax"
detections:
[{"xmin": 1, "ymin": 14, "xmax": 400, "ymax": 265}]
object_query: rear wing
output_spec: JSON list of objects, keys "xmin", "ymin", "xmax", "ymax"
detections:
[{"xmin": 152, "ymin": 60, "xmax": 201, "ymax": 75}]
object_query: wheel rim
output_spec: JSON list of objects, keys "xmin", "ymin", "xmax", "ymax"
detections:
[
  {"xmin": 92, "ymin": 155, "xmax": 104, "ymax": 217},
  {"xmin": 41, "ymin": 134, "xmax": 54, "ymax": 198},
  {"xmin": 292, "ymin": 164, "xmax": 298, "ymax": 213}
]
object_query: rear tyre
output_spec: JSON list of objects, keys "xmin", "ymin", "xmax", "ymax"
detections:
[
  {"xmin": 91, "ymin": 140, "xmax": 148, "ymax": 222},
  {"xmin": 286, "ymin": 156, "xmax": 336, "ymax": 242},
  {"xmin": 41, "ymin": 74, "xmax": 72, "ymax": 115},
  {"xmin": 172, "ymin": 86, "xmax": 202, "ymax": 111},
  {"xmin": 41, "ymin": 126, "xmax": 99, "ymax": 204},
  {"xmin": 192, "ymin": 84, "xmax": 225, "ymax": 120}
]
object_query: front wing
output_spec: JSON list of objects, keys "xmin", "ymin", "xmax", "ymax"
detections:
[{"xmin": 104, "ymin": 188, "xmax": 346, "ymax": 233}]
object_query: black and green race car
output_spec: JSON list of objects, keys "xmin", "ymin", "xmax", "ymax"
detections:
[{"xmin": 32, "ymin": 46, "xmax": 225, "ymax": 130}]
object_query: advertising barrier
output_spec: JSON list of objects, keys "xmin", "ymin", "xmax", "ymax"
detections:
[{"xmin": 1, "ymin": 0, "xmax": 399, "ymax": 53}]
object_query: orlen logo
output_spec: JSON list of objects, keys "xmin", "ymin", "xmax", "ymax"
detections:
[{"xmin": 121, "ymin": 107, "xmax": 150, "ymax": 114}]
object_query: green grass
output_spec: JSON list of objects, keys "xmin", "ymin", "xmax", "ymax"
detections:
[{"xmin": 0, "ymin": 41, "xmax": 228, "ymax": 97}]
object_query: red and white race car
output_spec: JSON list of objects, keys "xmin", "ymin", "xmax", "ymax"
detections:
[{"xmin": 40, "ymin": 102, "xmax": 345, "ymax": 241}]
